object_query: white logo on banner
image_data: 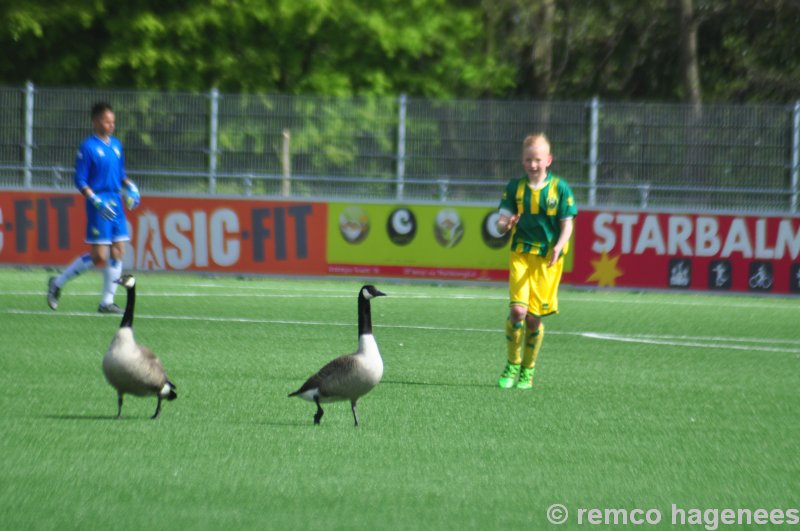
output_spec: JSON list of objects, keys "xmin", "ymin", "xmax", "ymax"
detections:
[{"xmin": 123, "ymin": 208, "xmax": 241, "ymax": 271}]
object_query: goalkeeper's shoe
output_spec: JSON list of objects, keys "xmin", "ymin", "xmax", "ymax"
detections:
[
  {"xmin": 498, "ymin": 363, "xmax": 520, "ymax": 389},
  {"xmin": 47, "ymin": 276, "xmax": 61, "ymax": 310},
  {"xmin": 516, "ymin": 367, "xmax": 535, "ymax": 389},
  {"xmin": 98, "ymin": 303, "xmax": 124, "ymax": 314}
]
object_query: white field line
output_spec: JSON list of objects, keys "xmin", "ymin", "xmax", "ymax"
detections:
[
  {"xmin": 4, "ymin": 309, "xmax": 800, "ymax": 353},
  {"xmin": 0, "ymin": 290, "xmax": 494, "ymax": 300},
  {"xmin": 580, "ymin": 333, "xmax": 800, "ymax": 354},
  {"xmin": 4, "ymin": 308, "xmax": 496, "ymax": 330},
  {"xmin": 1, "ymin": 288, "xmax": 799, "ymax": 311}
]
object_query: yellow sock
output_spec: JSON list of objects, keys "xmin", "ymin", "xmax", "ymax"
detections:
[
  {"xmin": 505, "ymin": 319, "xmax": 524, "ymax": 365},
  {"xmin": 522, "ymin": 323, "xmax": 544, "ymax": 369}
]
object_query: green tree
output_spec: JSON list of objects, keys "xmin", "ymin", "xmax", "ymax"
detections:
[
  {"xmin": 0, "ymin": 0, "xmax": 107, "ymax": 85},
  {"xmin": 698, "ymin": 0, "xmax": 800, "ymax": 102},
  {"xmin": 2, "ymin": 0, "xmax": 515, "ymax": 97},
  {"xmin": 2, "ymin": 0, "xmax": 799, "ymax": 102}
]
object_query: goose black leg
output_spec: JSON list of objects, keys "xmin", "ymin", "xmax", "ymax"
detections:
[
  {"xmin": 116, "ymin": 393, "xmax": 124, "ymax": 418},
  {"xmin": 151, "ymin": 396, "xmax": 163, "ymax": 419},
  {"xmin": 351, "ymin": 400, "xmax": 359, "ymax": 427},
  {"xmin": 313, "ymin": 396, "xmax": 324, "ymax": 425}
]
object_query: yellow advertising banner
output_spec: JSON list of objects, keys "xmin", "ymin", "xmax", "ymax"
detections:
[{"xmin": 327, "ymin": 202, "xmax": 513, "ymax": 281}]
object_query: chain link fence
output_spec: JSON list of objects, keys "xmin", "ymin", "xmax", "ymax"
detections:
[{"xmin": 1, "ymin": 84, "xmax": 798, "ymax": 213}]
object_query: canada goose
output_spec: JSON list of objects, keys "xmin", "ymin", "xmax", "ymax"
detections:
[
  {"xmin": 102, "ymin": 274, "xmax": 177, "ymax": 419},
  {"xmin": 289, "ymin": 285, "xmax": 386, "ymax": 427}
]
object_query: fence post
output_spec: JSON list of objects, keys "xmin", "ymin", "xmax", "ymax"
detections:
[
  {"xmin": 281, "ymin": 129, "xmax": 291, "ymax": 197},
  {"xmin": 588, "ymin": 96, "xmax": 599, "ymax": 207},
  {"xmin": 208, "ymin": 87, "xmax": 219, "ymax": 194},
  {"xmin": 24, "ymin": 81, "xmax": 35, "ymax": 188},
  {"xmin": 638, "ymin": 184, "xmax": 650, "ymax": 209},
  {"xmin": 791, "ymin": 100, "xmax": 799, "ymax": 213},
  {"xmin": 396, "ymin": 93, "xmax": 407, "ymax": 200}
]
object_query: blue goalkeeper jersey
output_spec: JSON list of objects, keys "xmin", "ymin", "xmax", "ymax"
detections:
[{"xmin": 74, "ymin": 135, "xmax": 127, "ymax": 194}]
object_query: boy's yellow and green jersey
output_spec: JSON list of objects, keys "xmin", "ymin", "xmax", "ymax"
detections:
[{"xmin": 498, "ymin": 172, "xmax": 578, "ymax": 256}]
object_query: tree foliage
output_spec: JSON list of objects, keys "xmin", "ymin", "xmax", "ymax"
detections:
[{"xmin": 1, "ymin": 0, "xmax": 798, "ymax": 102}]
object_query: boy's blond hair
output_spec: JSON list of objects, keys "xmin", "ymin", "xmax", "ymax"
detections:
[{"xmin": 522, "ymin": 133, "xmax": 551, "ymax": 152}]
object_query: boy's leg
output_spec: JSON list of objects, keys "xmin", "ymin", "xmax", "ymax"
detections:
[
  {"xmin": 522, "ymin": 322, "xmax": 544, "ymax": 369},
  {"xmin": 516, "ymin": 254, "xmax": 563, "ymax": 389},
  {"xmin": 499, "ymin": 317, "xmax": 524, "ymax": 388},
  {"xmin": 499, "ymin": 251, "xmax": 532, "ymax": 388},
  {"xmin": 517, "ymin": 322, "xmax": 544, "ymax": 389},
  {"xmin": 506, "ymin": 318, "xmax": 524, "ymax": 365}
]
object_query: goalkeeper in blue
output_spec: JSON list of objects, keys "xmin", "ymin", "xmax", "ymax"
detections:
[{"xmin": 47, "ymin": 102, "xmax": 140, "ymax": 314}]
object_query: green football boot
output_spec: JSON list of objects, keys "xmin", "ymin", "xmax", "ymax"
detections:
[
  {"xmin": 515, "ymin": 367, "xmax": 535, "ymax": 389},
  {"xmin": 498, "ymin": 363, "xmax": 520, "ymax": 388}
]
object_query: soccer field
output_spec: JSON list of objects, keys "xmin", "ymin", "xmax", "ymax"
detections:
[{"xmin": 1, "ymin": 269, "xmax": 798, "ymax": 529}]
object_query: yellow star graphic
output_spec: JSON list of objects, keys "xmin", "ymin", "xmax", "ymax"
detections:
[{"xmin": 586, "ymin": 252, "xmax": 623, "ymax": 287}]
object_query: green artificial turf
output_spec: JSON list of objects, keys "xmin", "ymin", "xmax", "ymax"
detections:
[{"xmin": 1, "ymin": 269, "xmax": 798, "ymax": 530}]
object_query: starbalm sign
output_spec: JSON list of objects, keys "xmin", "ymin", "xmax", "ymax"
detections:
[{"xmin": 566, "ymin": 211, "xmax": 800, "ymax": 294}]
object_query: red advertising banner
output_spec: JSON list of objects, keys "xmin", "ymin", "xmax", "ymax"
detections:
[
  {"xmin": 566, "ymin": 210, "xmax": 800, "ymax": 295},
  {"xmin": 0, "ymin": 191, "xmax": 328, "ymax": 275},
  {"xmin": 2, "ymin": 191, "xmax": 799, "ymax": 295}
]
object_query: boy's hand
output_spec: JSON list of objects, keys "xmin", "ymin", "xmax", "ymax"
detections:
[{"xmin": 497, "ymin": 213, "xmax": 520, "ymax": 234}]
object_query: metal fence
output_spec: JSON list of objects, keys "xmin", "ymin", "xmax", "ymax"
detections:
[{"xmin": 1, "ymin": 83, "xmax": 798, "ymax": 214}]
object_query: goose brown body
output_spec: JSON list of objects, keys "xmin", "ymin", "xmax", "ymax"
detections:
[
  {"xmin": 290, "ymin": 334, "xmax": 383, "ymax": 403},
  {"xmin": 102, "ymin": 275, "xmax": 177, "ymax": 419},
  {"xmin": 289, "ymin": 285, "xmax": 386, "ymax": 426},
  {"xmin": 103, "ymin": 328, "xmax": 170, "ymax": 397}
]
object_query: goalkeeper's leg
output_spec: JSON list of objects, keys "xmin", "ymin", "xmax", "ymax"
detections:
[
  {"xmin": 48, "ymin": 253, "xmax": 94, "ymax": 310},
  {"xmin": 101, "ymin": 242, "xmax": 126, "ymax": 308}
]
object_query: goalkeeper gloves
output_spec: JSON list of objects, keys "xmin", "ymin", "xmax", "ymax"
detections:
[
  {"xmin": 89, "ymin": 194, "xmax": 117, "ymax": 220},
  {"xmin": 124, "ymin": 180, "xmax": 141, "ymax": 210}
]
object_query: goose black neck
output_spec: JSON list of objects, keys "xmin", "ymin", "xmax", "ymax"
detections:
[
  {"xmin": 357, "ymin": 294, "xmax": 372, "ymax": 336},
  {"xmin": 120, "ymin": 284, "xmax": 135, "ymax": 328}
]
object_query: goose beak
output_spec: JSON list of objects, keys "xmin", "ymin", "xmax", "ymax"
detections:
[{"xmin": 375, "ymin": 289, "xmax": 387, "ymax": 297}]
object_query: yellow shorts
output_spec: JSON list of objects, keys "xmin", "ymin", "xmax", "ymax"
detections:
[{"xmin": 508, "ymin": 250, "xmax": 564, "ymax": 317}]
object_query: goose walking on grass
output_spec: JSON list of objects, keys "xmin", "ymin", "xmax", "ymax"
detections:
[
  {"xmin": 102, "ymin": 274, "xmax": 177, "ymax": 419},
  {"xmin": 289, "ymin": 285, "xmax": 386, "ymax": 427}
]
